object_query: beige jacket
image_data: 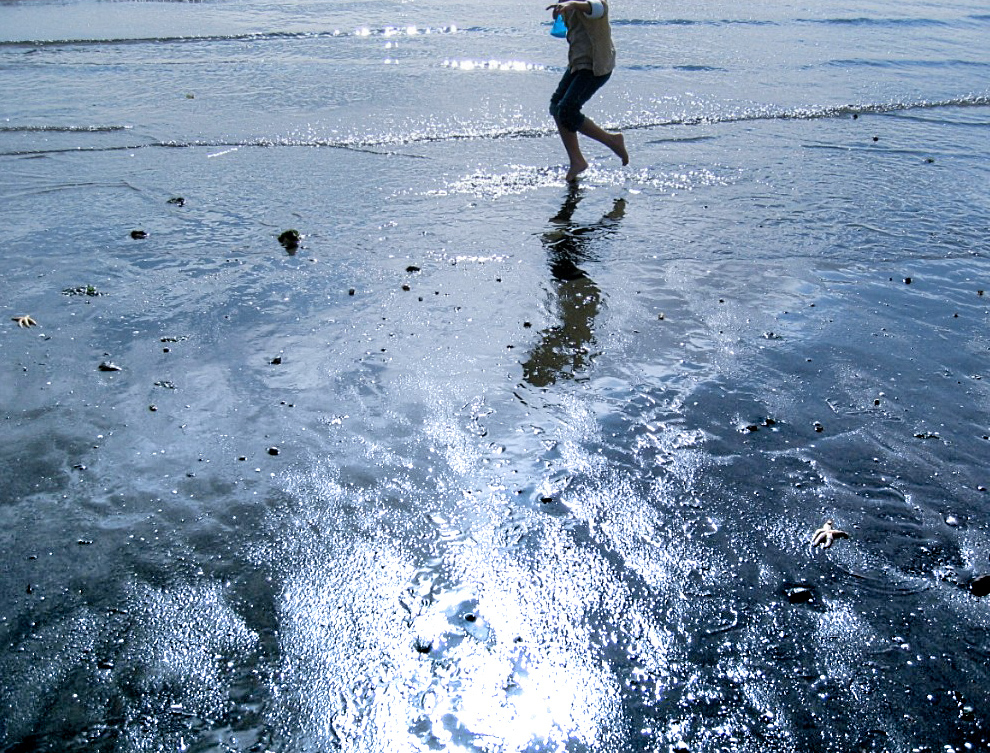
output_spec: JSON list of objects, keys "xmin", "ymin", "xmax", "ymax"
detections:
[{"xmin": 565, "ymin": 0, "xmax": 616, "ymax": 77}]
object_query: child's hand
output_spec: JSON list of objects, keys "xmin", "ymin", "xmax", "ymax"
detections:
[{"xmin": 547, "ymin": 1, "xmax": 587, "ymax": 15}]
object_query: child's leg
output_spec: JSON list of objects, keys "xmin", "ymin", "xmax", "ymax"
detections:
[
  {"xmin": 554, "ymin": 115, "xmax": 589, "ymax": 181},
  {"xmin": 550, "ymin": 70, "xmax": 626, "ymax": 179},
  {"xmin": 550, "ymin": 71, "xmax": 588, "ymax": 180},
  {"xmin": 577, "ymin": 117, "xmax": 629, "ymax": 166}
]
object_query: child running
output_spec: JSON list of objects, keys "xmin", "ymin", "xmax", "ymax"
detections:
[{"xmin": 547, "ymin": 0, "xmax": 629, "ymax": 181}]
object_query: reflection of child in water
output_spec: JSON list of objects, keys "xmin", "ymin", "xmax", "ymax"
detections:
[{"xmin": 547, "ymin": 0, "xmax": 629, "ymax": 181}]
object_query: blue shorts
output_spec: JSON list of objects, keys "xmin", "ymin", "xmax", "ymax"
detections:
[{"xmin": 549, "ymin": 68, "xmax": 611, "ymax": 132}]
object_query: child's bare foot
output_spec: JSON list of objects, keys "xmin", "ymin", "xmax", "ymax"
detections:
[
  {"xmin": 611, "ymin": 132, "xmax": 629, "ymax": 166},
  {"xmin": 565, "ymin": 156, "xmax": 589, "ymax": 181}
]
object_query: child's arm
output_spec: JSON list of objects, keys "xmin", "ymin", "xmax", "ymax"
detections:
[{"xmin": 547, "ymin": 1, "xmax": 603, "ymax": 19}]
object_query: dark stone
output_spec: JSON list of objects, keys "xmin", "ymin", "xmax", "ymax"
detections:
[
  {"xmin": 970, "ymin": 575, "xmax": 990, "ymax": 597},
  {"xmin": 406, "ymin": 265, "xmax": 421, "ymax": 273},
  {"xmin": 167, "ymin": 197, "xmax": 185, "ymax": 206},
  {"xmin": 267, "ymin": 446, "xmax": 280, "ymax": 456},
  {"xmin": 98, "ymin": 361, "xmax": 122, "ymax": 372},
  {"xmin": 130, "ymin": 230, "xmax": 147, "ymax": 239},
  {"xmin": 278, "ymin": 229, "xmax": 300, "ymax": 250},
  {"xmin": 785, "ymin": 585, "xmax": 815, "ymax": 604}
]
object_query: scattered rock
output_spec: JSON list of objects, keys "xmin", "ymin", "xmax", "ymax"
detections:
[
  {"xmin": 945, "ymin": 515, "xmax": 960, "ymax": 527},
  {"xmin": 402, "ymin": 284, "xmax": 411, "ymax": 291},
  {"xmin": 270, "ymin": 356, "xmax": 282, "ymax": 365},
  {"xmin": 464, "ymin": 613, "xmax": 477, "ymax": 623},
  {"xmin": 167, "ymin": 197, "xmax": 185, "ymax": 206},
  {"xmin": 130, "ymin": 230, "xmax": 147, "ymax": 239},
  {"xmin": 784, "ymin": 585, "xmax": 815, "ymax": 604},
  {"xmin": 62, "ymin": 285, "xmax": 102, "ymax": 297},
  {"xmin": 904, "ymin": 277, "xmax": 912, "ymax": 284},
  {"xmin": 98, "ymin": 361, "xmax": 122, "ymax": 372},
  {"xmin": 267, "ymin": 446, "xmax": 280, "ymax": 456},
  {"xmin": 149, "ymin": 405, "xmax": 157, "ymax": 412},
  {"xmin": 77, "ymin": 539, "xmax": 93, "ymax": 546},
  {"xmin": 278, "ymin": 229, "xmax": 300, "ymax": 251},
  {"xmin": 970, "ymin": 575, "xmax": 990, "ymax": 598},
  {"xmin": 813, "ymin": 421, "xmax": 824, "ymax": 432},
  {"xmin": 406, "ymin": 265, "xmax": 421, "ymax": 273},
  {"xmin": 348, "ymin": 288, "xmax": 356, "ymax": 296},
  {"xmin": 414, "ymin": 638, "xmax": 432, "ymax": 654}
]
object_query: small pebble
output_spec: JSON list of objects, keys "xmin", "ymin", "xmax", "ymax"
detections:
[
  {"xmin": 267, "ymin": 446, "xmax": 280, "ymax": 456},
  {"xmin": 970, "ymin": 575, "xmax": 990, "ymax": 598},
  {"xmin": 945, "ymin": 515, "xmax": 959, "ymax": 527},
  {"xmin": 785, "ymin": 586, "xmax": 814, "ymax": 604},
  {"xmin": 130, "ymin": 229, "xmax": 147, "ymax": 239},
  {"xmin": 278, "ymin": 229, "xmax": 300, "ymax": 250}
]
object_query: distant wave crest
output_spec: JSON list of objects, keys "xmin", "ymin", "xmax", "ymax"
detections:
[
  {"xmin": 0, "ymin": 124, "xmax": 131, "ymax": 134},
  {"xmin": 1, "ymin": 96, "xmax": 986, "ymax": 157},
  {"xmin": 0, "ymin": 25, "xmax": 461, "ymax": 49}
]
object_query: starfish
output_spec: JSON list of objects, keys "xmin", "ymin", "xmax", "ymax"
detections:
[
  {"xmin": 811, "ymin": 519, "xmax": 848, "ymax": 549},
  {"xmin": 11, "ymin": 315, "xmax": 37, "ymax": 328}
]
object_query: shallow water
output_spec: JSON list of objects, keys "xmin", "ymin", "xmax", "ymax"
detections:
[{"xmin": 1, "ymin": 0, "xmax": 990, "ymax": 751}]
